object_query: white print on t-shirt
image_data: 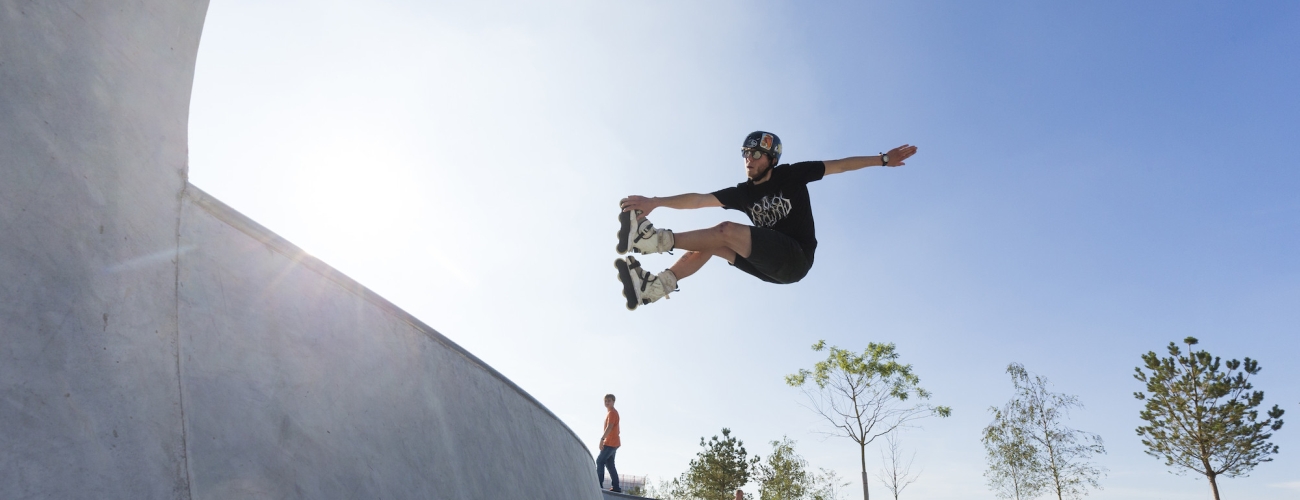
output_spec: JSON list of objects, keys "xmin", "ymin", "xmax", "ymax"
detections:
[{"xmin": 748, "ymin": 192, "xmax": 792, "ymax": 227}]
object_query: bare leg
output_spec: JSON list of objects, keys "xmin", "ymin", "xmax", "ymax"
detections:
[
  {"xmin": 669, "ymin": 251, "xmax": 710, "ymax": 280},
  {"xmin": 668, "ymin": 246, "xmax": 740, "ymax": 280},
  {"xmin": 664, "ymin": 222, "xmax": 747, "ymax": 282},
  {"xmin": 673, "ymin": 222, "xmax": 752, "ymax": 259}
]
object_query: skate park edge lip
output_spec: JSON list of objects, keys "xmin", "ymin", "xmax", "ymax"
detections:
[
  {"xmin": 184, "ymin": 183, "xmax": 592, "ymax": 460},
  {"xmin": 602, "ymin": 489, "xmax": 650, "ymax": 499}
]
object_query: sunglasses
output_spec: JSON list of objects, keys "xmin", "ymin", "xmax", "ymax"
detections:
[{"xmin": 741, "ymin": 148, "xmax": 767, "ymax": 160}]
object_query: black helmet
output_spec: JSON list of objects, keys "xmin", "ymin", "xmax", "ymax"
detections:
[{"xmin": 742, "ymin": 131, "xmax": 782, "ymax": 165}]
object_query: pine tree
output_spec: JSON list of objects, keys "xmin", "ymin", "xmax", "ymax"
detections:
[
  {"xmin": 1134, "ymin": 337, "xmax": 1286, "ymax": 500},
  {"xmin": 681, "ymin": 428, "xmax": 761, "ymax": 500}
]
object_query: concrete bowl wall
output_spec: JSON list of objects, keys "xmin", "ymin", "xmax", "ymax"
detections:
[
  {"xmin": 179, "ymin": 187, "xmax": 600, "ymax": 499},
  {"xmin": 1, "ymin": 1, "xmax": 202, "ymax": 497},
  {"xmin": 1, "ymin": 1, "xmax": 601, "ymax": 498}
]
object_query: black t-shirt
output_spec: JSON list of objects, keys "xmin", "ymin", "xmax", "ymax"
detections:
[{"xmin": 711, "ymin": 161, "xmax": 825, "ymax": 260}]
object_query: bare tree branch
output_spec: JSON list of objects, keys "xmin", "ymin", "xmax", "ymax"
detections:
[{"xmin": 787, "ymin": 341, "xmax": 951, "ymax": 500}]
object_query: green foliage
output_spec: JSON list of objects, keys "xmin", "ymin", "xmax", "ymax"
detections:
[
  {"xmin": 985, "ymin": 363, "xmax": 1105, "ymax": 500},
  {"xmin": 786, "ymin": 341, "xmax": 950, "ymax": 418},
  {"xmin": 983, "ymin": 405, "xmax": 1046, "ymax": 500},
  {"xmin": 645, "ymin": 477, "xmax": 689, "ymax": 500},
  {"xmin": 656, "ymin": 428, "xmax": 760, "ymax": 500},
  {"xmin": 687, "ymin": 428, "xmax": 761, "ymax": 500},
  {"xmin": 786, "ymin": 341, "xmax": 949, "ymax": 500},
  {"xmin": 653, "ymin": 437, "xmax": 844, "ymax": 500},
  {"xmin": 756, "ymin": 437, "xmax": 810, "ymax": 500},
  {"xmin": 1134, "ymin": 337, "xmax": 1286, "ymax": 499}
]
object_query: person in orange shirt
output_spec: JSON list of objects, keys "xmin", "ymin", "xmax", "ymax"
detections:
[{"xmin": 596, "ymin": 393, "xmax": 622, "ymax": 493}]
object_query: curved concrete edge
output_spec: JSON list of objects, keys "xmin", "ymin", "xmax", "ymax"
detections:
[
  {"xmin": 178, "ymin": 183, "xmax": 603, "ymax": 498},
  {"xmin": 182, "ymin": 183, "xmax": 592, "ymax": 460},
  {"xmin": 603, "ymin": 489, "xmax": 657, "ymax": 500}
]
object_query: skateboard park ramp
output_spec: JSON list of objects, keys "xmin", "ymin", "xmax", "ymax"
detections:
[{"xmin": 1, "ymin": 2, "xmax": 607, "ymax": 498}]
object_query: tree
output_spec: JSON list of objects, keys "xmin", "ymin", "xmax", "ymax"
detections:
[
  {"xmin": 983, "ymin": 403, "xmax": 1046, "ymax": 500},
  {"xmin": 999, "ymin": 363, "xmax": 1106, "ymax": 500},
  {"xmin": 877, "ymin": 433, "xmax": 920, "ymax": 500},
  {"xmin": 1133, "ymin": 337, "xmax": 1286, "ymax": 500},
  {"xmin": 756, "ymin": 437, "xmax": 811, "ymax": 500},
  {"xmin": 675, "ymin": 428, "xmax": 761, "ymax": 500},
  {"xmin": 646, "ymin": 477, "xmax": 689, "ymax": 500},
  {"xmin": 809, "ymin": 468, "xmax": 850, "ymax": 500},
  {"xmin": 786, "ymin": 341, "xmax": 951, "ymax": 500}
]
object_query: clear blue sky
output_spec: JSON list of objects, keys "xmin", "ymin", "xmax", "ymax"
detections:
[{"xmin": 189, "ymin": 1, "xmax": 1299, "ymax": 498}]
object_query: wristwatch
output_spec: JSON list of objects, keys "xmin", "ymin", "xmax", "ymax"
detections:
[{"xmin": 880, "ymin": 152, "xmax": 889, "ymax": 166}]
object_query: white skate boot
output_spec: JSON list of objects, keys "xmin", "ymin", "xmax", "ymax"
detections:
[
  {"xmin": 616, "ymin": 210, "xmax": 674, "ymax": 255},
  {"xmin": 614, "ymin": 256, "xmax": 678, "ymax": 310}
]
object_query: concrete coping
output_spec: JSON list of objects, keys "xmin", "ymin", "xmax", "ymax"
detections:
[
  {"xmin": 183, "ymin": 183, "xmax": 592, "ymax": 460},
  {"xmin": 602, "ymin": 490, "xmax": 657, "ymax": 500}
]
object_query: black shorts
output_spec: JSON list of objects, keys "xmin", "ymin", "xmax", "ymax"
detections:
[{"xmin": 731, "ymin": 226, "xmax": 812, "ymax": 284}]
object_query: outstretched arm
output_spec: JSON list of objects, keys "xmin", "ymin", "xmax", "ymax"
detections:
[
  {"xmin": 823, "ymin": 144, "xmax": 918, "ymax": 176},
  {"xmin": 620, "ymin": 193, "xmax": 722, "ymax": 218}
]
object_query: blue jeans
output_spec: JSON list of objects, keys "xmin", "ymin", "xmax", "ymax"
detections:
[{"xmin": 596, "ymin": 445, "xmax": 620, "ymax": 491}]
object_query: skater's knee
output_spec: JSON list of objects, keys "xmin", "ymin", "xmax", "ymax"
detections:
[
  {"xmin": 715, "ymin": 221, "xmax": 749, "ymax": 241},
  {"xmin": 715, "ymin": 221, "xmax": 742, "ymax": 235}
]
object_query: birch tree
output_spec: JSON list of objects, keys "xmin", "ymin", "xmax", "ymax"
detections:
[
  {"xmin": 1001, "ymin": 363, "xmax": 1106, "ymax": 500},
  {"xmin": 983, "ymin": 404, "xmax": 1045, "ymax": 499}
]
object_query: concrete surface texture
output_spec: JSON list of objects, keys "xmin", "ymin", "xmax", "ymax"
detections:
[
  {"xmin": 603, "ymin": 489, "xmax": 656, "ymax": 500},
  {"xmin": 1, "ymin": 1, "xmax": 602, "ymax": 498},
  {"xmin": 177, "ymin": 187, "xmax": 601, "ymax": 499}
]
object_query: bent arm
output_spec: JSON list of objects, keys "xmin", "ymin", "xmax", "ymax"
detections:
[
  {"xmin": 600, "ymin": 423, "xmax": 612, "ymax": 447},
  {"xmin": 823, "ymin": 144, "xmax": 917, "ymax": 176}
]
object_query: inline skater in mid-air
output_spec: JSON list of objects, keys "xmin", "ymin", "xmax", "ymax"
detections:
[{"xmin": 615, "ymin": 131, "xmax": 917, "ymax": 310}]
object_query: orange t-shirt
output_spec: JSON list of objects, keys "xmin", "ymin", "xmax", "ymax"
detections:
[{"xmin": 603, "ymin": 408, "xmax": 621, "ymax": 447}]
